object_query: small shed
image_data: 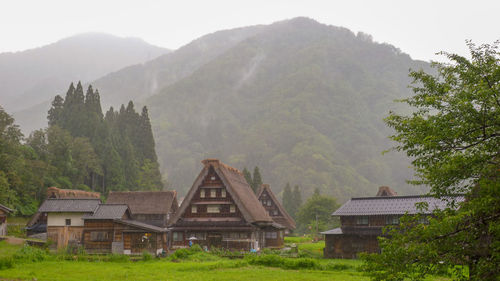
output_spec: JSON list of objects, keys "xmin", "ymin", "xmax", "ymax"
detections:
[{"xmin": 0, "ymin": 204, "xmax": 13, "ymax": 236}]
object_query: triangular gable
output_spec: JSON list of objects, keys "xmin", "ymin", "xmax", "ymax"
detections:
[
  {"xmin": 170, "ymin": 159, "xmax": 272, "ymax": 226},
  {"xmin": 257, "ymin": 184, "xmax": 296, "ymax": 230}
]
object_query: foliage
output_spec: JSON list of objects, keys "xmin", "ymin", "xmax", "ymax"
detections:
[
  {"xmin": 141, "ymin": 251, "xmax": 153, "ymax": 261},
  {"xmin": 296, "ymin": 190, "xmax": 340, "ymax": 234},
  {"xmin": 13, "ymin": 244, "xmax": 50, "ymax": 262},
  {"xmin": 282, "ymin": 183, "xmax": 294, "ymax": 217},
  {"xmin": 362, "ymin": 41, "xmax": 500, "ymax": 281}
]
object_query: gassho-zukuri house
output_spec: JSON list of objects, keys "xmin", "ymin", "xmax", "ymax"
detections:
[
  {"xmin": 321, "ymin": 186, "xmax": 464, "ymax": 258},
  {"xmin": 168, "ymin": 159, "xmax": 285, "ymax": 250}
]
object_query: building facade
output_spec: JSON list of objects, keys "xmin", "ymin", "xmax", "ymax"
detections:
[
  {"xmin": 168, "ymin": 159, "xmax": 284, "ymax": 251},
  {"xmin": 0, "ymin": 204, "xmax": 13, "ymax": 236},
  {"xmin": 257, "ymin": 184, "xmax": 296, "ymax": 236}
]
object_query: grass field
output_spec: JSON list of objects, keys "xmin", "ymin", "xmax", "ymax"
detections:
[{"xmin": 0, "ymin": 240, "xmax": 449, "ymax": 281}]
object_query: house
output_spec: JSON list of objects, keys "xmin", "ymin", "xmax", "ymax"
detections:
[
  {"xmin": 82, "ymin": 204, "xmax": 168, "ymax": 255},
  {"xmin": 106, "ymin": 191, "xmax": 178, "ymax": 227},
  {"xmin": 321, "ymin": 186, "xmax": 464, "ymax": 258},
  {"xmin": 257, "ymin": 184, "xmax": 296, "ymax": 234},
  {"xmin": 38, "ymin": 198, "xmax": 101, "ymax": 249},
  {"xmin": 0, "ymin": 204, "xmax": 13, "ymax": 236},
  {"xmin": 26, "ymin": 187, "xmax": 100, "ymax": 236},
  {"xmin": 168, "ymin": 159, "xmax": 285, "ymax": 251}
]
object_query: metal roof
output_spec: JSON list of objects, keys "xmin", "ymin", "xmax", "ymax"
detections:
[
  {"xmin": 115, "ymin": 219, "xmax": 168, "ymax": 232},
  {"xmin": 332, "ymin": 195, "xmax": 464, "ymax": 216},
  {"xmin": 38, "ymin": 199, "xmax": 101, "ymax": 213},
  {"xmin": 83, "ymin": 204, "xmax": 129, "ymax": 220},
  {"xmin": 320, "ymin": 227, "xmax": 343, "ymax": 235}
]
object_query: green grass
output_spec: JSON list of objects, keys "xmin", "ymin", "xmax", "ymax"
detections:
[
  {"xmin": 284, "ymin": 236, "xmax": 313, "ymax": 244},
  {"xmin": 0, "ymin": 241, "xmax": 449, "ymax": 281}
]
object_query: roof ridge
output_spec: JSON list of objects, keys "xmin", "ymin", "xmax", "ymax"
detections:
[{"xmin": 351, "ymin": 194, "xmax": 464, "ymax": 200}]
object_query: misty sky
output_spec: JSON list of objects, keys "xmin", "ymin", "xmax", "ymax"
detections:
[{"xmin": 1, "ymin": 0, "xmax": 498, "ymax": 61}]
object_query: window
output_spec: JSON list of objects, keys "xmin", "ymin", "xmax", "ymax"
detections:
[
  {"xmin": 230, "ymin": 205, "xmax": 236, "ymax": 213},
  {"xmin": 273, "ymin": 210, "xmax": 278, "ymax": 216},
  {"xmin": 207, "ymin": 205, "xmax": 220, "ymax": 213},
  {"xmin": 265, "ymin": 232, "xmax": 277, "ymax": 239},
  {"xmin": 191, "ymin": 205, "xmax": 197, "ymax": 213},
  {"xmin": 90, "ymin": 231, "xmax": 109, "ymax": 242},
  {"xmin": 210, "ymin": 176, "xmax": 216, "ymax": 180},
  {"xmin": 200, "ymin": 189, "xmax": 205, "ymax": 198},
  {"xmin": 221, "ymin": 189, "xmax": 226, "ymax": 198},
  {"xmin": 173, "ymin": 232, "xmax": 183, "ymax": 242},
  {"xmin": 188, "ymin": 232, "xmax": 206, "ymax": 240},
  {"xmin": 267, "ymin": 200, "xmax": 272, "ymax": 207},
  {"xmin": 65, "ymin": 219, "xmax": 71, "ymax": 226},
  {"xmin": 386, "ymin": 216, "xmax": 400, "ymax": 225},
  {"xmin": 356, "ymin": 216, "xmax": 369, "ymax": 225},
  {"xmin": 211, "ymin": 189, "xmax": 216, "ymax": 198},
  {"xmin": 230, "ymin": 232, "xmax": 239, "ymax": 239}
]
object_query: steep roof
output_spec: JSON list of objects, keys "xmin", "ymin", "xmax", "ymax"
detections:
[
  {"xmin": 170, "ymin": 159, "xmax": 273, "ymax": 225},
  {"xmin": 83, "ymin": 204, "xmax": 130, "ymax": 220},
  {"xmin": 0, "ymin": 204, "xmax": 13, "ymax": 213},
  {"xmin": 38, "ymin": 199, "xmax": 101, "ymax": 213},
  {"xmin": 257, "ymin": 184, "xmax": 296, "ymax": 230},
  {"xmin": 106, "ymin": 191, "xmax": 178, "ymax": 215},
  {"xmin": 46, "ymin": 187, "xmax": 100, "ymax": 199},
  {"xmin": 332, "ymin": 195, "xmax": 465, "ymax": 216}
]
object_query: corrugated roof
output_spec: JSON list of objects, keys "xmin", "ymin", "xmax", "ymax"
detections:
[
  {"xmin": 38, "ymin": 199, "xmax": 101, "ymax": 213},
  {"xmin": 332, "ymin": 195, "xmax": 464, "ymax": 216},
  {"xmin": 83, "ymin": 204, "xmax": 129, "ymax": 220},
  {"xmin": 106, "ymin": 191, "xmax": 177, "ymax": 215}
]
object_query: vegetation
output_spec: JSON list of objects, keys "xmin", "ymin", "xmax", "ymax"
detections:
[
  {"xmin": 0, "ymin": 82, "xmax": 163, "ymax": 215},
  {"xmin": 362, "ymin": 42, "xmax": 500, "ymax": 280},
  {"xmin": 282, "ymin": 183, "xmax": 303, "ymax": 219},
  {"xmin": 296, "ymin": 189, "xmax": 339, "ymax": 235},
  {"xmin": 242, "ymin": 166, "xmax": 263, "ymax": 193}
]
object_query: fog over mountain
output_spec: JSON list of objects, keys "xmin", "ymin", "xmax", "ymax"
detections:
[
  {"xmin": 5, "ymin": 18, "xmax": 430, "ymax": 201},
  {"xmin": 0, "ymin": 33, "xmax": 169, "ymax": 130}
]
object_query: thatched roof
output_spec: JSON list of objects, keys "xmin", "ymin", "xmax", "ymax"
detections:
[
  {"xmin": 375, "ymin": 186, "xmax": 397, "ymax": 197},
  {"xmin": 106, "ymin": 191, "xmax": 178, "ymax": 215},
  {"xmin": 170, "ymin": 159, "xmax": 272, "ymax": 226},
  {"xmin": 257, "ymin": 184, "xmax": 296, "ymax": 230},
  {"xmin": 46, "ymin": 187, "xmax": 100, "ymax": 199}
]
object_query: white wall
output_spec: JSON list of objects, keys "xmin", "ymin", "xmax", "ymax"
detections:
[{"xmin": 47, "ymin": 213, "xmax": 86, "ymax": 226}]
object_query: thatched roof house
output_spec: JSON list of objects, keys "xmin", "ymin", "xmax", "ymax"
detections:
[{"xmin": 257, "ymin": 184, "xmax": 296, "ymax": 233}]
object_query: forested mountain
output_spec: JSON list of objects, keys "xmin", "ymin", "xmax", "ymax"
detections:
[
  {"xmin": 0, "ymin": 33, "xmax": 169, "ymax": 132},
  {"xmin": 142, "ymin": 18, "xmax": 429, "ymax": 201}
]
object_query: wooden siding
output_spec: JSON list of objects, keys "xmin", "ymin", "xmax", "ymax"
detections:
[
  {"xmin": 47, "ymin": 225, "xmax": 84, "ymax": 249},
  {"xmin": 324, "ymin": 234, "xmax": 379, "ymax": 259}
]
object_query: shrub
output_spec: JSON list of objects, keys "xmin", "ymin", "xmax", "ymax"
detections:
[
  {"xmin": 169, "ymin": 248, "xmax": 190, "ymax": 260},
  {"xmin": 142, "ymin": 251, "xmax": 153, "ymax": 261},
  {"xmin": 0, "ymin": 257, "xmax": 14, "ymax": 269},
  {"xmin": 13, "ymin": 245, "xmax": 49, "ymax": 262},
  {"xmin": 322, "ymin": 262, "xmax": 352, "ymax": 271}
]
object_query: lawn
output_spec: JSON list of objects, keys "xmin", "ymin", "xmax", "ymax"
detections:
[{"xmin": 0, "ymin": 241, "xmax": 449, "ymax": 281}]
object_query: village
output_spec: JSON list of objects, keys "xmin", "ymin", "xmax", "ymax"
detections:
[{"xmin": 1, "ymin": 158, "xmax": 460, "ymax": 260}]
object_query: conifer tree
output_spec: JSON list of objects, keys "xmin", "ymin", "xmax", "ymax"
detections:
[
  {"xmin": 47, "ymin": 95, "xmax": 64, "ymax": 126},
  {"xmin": 252, "ymin": 166, "xmax": 263, "ymax": 193},
  {"xmin": 242, "ymin": 167, "xmax": 253, "ymax": 188},
  {"xmin": 282, "ymin": 182, "xmax": 293, "ymax": 217},
  {"xmin": 292, "ymin": 185, "xmax": 302, "ymax": 218}
]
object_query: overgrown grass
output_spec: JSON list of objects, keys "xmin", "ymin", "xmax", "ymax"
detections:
[{"xmin": 284, "ymin": 236, "xmax": 313, "ymax": 244}]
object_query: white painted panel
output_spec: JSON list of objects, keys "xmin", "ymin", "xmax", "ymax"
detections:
[{"xmin": 47, "ymin": 213, "xmax": 86, "ymax": 226}]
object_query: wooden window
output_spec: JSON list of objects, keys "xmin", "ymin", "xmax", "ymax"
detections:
[
  {"xmin": 230, "ymin": 205, "xmax": 236, "ymax": 213},
  {"xmin": 239, "ymin": 233, "xmax": 248, "ymax": 239},
  {"xmin": 386, "ymin": 216, "xmax": 399, "ymax": 225},
  {"xmin": 210, "ymin": 189, "xmax": 216, "ymax": 198},
  {"xmin": 267, "ymin": 200, "xmax": 272, "ymax": 207},
  {"xmin": 265, "ymin": 232, "xmax": 277, "ymax": 239},
  {"xmin": 230, "ymin": 232, "xmax": 239, "ymax": 239},
  {"xmin": 207, "ymin": 205, "xmax": 220, "ymax": 213},
  {"xmin": 200, "ymin": 189, "xmax": 205, "ymax": 198},
  {"xmin": 65, "ymin": 219, "xmax": 71, "ymax": 226},
  {"xmin": 221, "ymin": 189, "xmax": 226, "ymax": 198},
  {"xmin": 90, "ymin": 231, "xmax": 109, "ymax": 242},
  {"xmin": 191, "ymin": 205, "xmax": 197, "ymax": 213},
  {"xmin": 273, "ymin": 210, "xmax": 278, "ymax": 216},
  {"xmin": 357, "ymin": 216, "xmax": 369, "ymax": 225},
  {"xmin": 173, "ymin": 232, "xmax": 183, "ymax": 242}
]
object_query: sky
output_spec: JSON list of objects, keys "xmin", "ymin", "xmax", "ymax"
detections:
[{"xmin": 0, "ymin": 0, "xmax": 498, "ymax": 62}]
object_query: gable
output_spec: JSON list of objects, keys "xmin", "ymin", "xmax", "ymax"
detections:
[{"xmin": 256, "ymin": 184, "xmax": 296, "ymax": 230}]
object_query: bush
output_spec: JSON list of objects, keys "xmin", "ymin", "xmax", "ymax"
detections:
[
  {"xmin": 322, "ymin": 261, "xmax": 352, "ymax": 271},
  {"xmin": 245, "ymin": 254, "xmax": 320, "ymax": 270},
  {"xmin": 142, "ymin": 251, "xmax": 153, "ymax": 261},
  {"xmin": 0, "ymin": 257, "xmax": 14, "ymax": 269},
  {"xmin": 169, "ymin": 248, "xmax": 190, "ymax": 260},
  {"xmin": 13, "ymin": 245, "xmax": 49, "ymax": 262}
]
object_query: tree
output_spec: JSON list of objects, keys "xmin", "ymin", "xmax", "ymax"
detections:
[
  {"xmin": 296, "ymin": 192, "xmax": 339, "ymax": 236},
  {"xmin": 252, "ymin": 166, "xmax": 263, "ymax": 193},
  {"xmin": 291, "ymin": 185, "xmax": 302, "ymax": 217},
  {"xmin": 282, "ymin": 183, "xmax": 293, "ymax": 216},
  {"xmin": 362, "ymin": 42, "xmax": 500, "ymax": 280},
  {"xmin": 243, "ymin": 167, "xmax": 252, "ymax": 188}
]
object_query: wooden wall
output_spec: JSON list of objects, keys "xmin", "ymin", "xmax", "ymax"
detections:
[{"xmin": 324, "ymin": 234, "xmax": 379, "ymax": 259}]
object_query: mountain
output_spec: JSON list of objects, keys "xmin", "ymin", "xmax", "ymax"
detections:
[
  {"xmin": 141, "ymin": 18, "xmax": 429, "ymax": 201},
  {"xmin": 0, "ymin": 33, "xmax": 169, "ymax": 131}
]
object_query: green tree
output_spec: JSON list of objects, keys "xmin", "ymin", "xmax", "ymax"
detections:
[
  {"xmin": 282, "ymin": 183, "xmax": 293, "ymax": 217},
  {"xmin": 291, "ymin": 185, "xmax": 302, "ymax": 218},
  {"xmin": 242, "ymin": 167, "xmax": 252, "ymax": 188},
  {"xmin": 296, "ymin": 192, "xmax": 339, "ymax": 235},
  {"xmin": 362, "ymin": 42, "xmax": 500, "ymax": 280},
  {"xmin": 252, "ymin": 166, "xmax": 263, "ymax": 193}
]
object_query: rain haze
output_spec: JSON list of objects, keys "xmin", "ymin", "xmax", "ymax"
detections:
[{"xmin": 1, "ymin": 0, "xmax": 499, "ymax": 61}]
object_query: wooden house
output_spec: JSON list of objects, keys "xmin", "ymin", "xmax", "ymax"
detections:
[
  {"xmin": 38, "ymin": 199, "xmax": 101, "ymax": 249},
  {"xmin": 26, "ymin": 187, "xmax": 100, "ymax": 236},
  {"xmin": 106, "ymin": 191, "xmax": 178, "ymax": 227},
  {"xmin": 0, "ymin": 204, "xmax": 13, "ymax": 236},
  {"xmin": 321, "ymin": 187, "xmax": 464, "ymax": 258},
  {"xmin": 168, "ymin": 159, "xmax": 285, "ymax": 251},
  {"xmin": 257, "ymin": 184, "xmax": 296, "ymax": 234},
  {"xmin": 82, "ymin": 204, "xmax": 168, "ymax": 255}
]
